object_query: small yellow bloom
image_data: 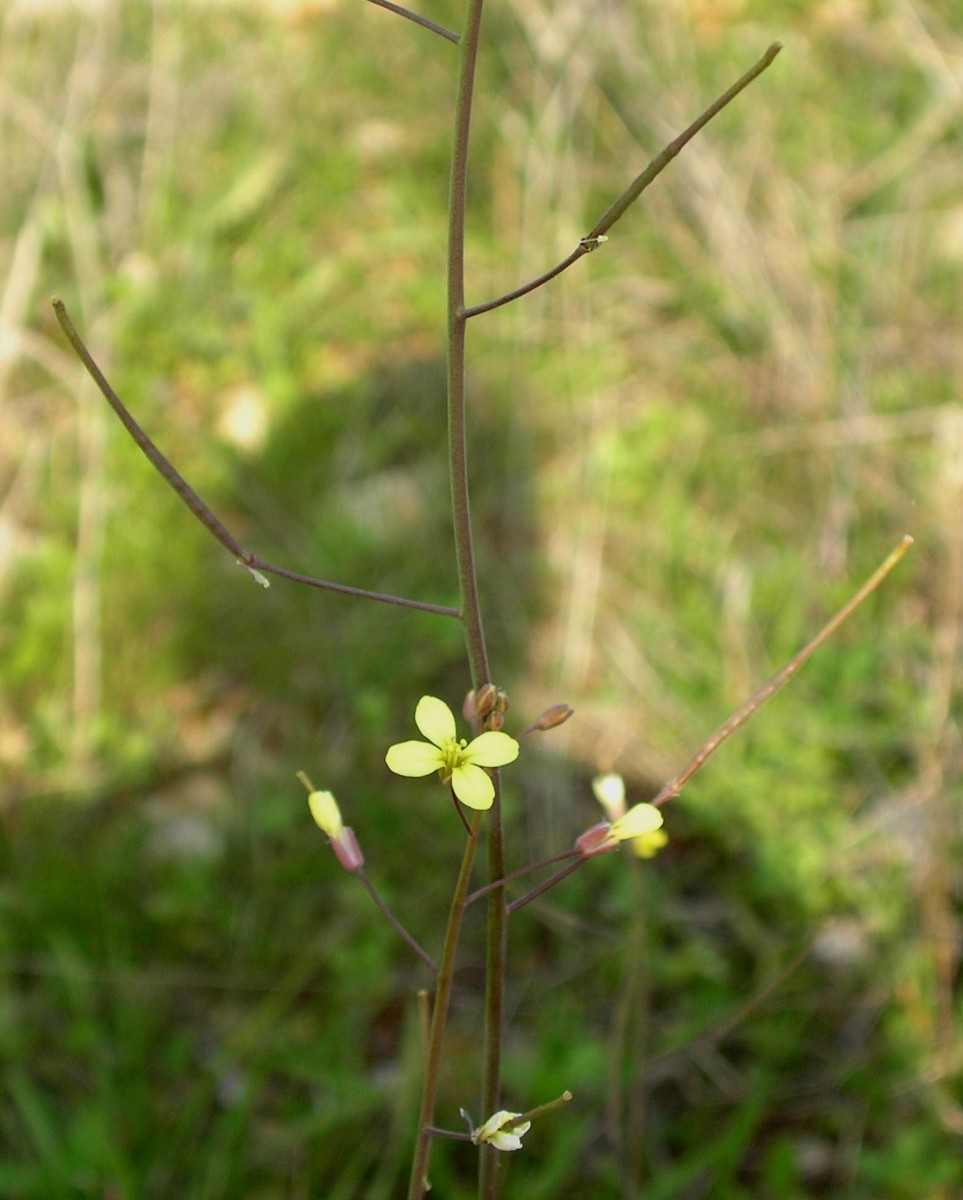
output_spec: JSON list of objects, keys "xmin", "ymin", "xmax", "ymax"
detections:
[
  {"xmin": 308, "ymin": 790, "xmax": 343, "ymax": 838},
  {"xmin": 385, "ymin": 695, "xmax": 520, "ymax": 810},
  {"xmin": 610, "ymin": 802, "xmax": 664, "ymax": 841},
  {"xmin": 629, "ymin": 827, "xmax": 668, "ymax": 858},
  {"xmin": 592, "ymin": 773, "xmax": 667, "ymax": 858},
  {"xmin": 591, "ymin": 772, "xmax": 626, "ymax": 821},
  {"xmin": 576, "ymin": 801, "xmax": 666, "ymax": 859},
  {"xmin": 306, "ymin": 789, "xmax": 364, "ymax": 871},
  {"xmin": 471, "ymin": 1110, "xmax": 531, "ymax": 1152}
]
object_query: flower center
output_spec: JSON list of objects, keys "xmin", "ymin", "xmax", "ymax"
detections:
[{"xmin": 440, "ymin": 737, "xmax": 468, "ymax": 775}]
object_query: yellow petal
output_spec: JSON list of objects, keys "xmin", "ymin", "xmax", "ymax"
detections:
[
  {"xmin": 451, "ymin": 763, "xmax": 495, "ymax": 809},
  {"xmin": 308, "ymin": 790, "xmax": 343, "ymax": 837},
  {"xmin": 610, "ymin": 802, "xmax": 663, "ymax": 840},
  {"xmin": 592, "ymin": 772, "xmax": 626, "ymax": 820},
  {"xmin": 632, "ymin": 829, "xmax": 668, "ymax": 859},
  {"xmin": 464, "ymin": 731, "xmax": 519, "ymax": 768},
  {"xmin": 386, "ymin": 740, "xmax": 444, "ymax": 777},
  {"xmin": 414, "ymin": 696, "xmax": 456, "ymax": 748}
]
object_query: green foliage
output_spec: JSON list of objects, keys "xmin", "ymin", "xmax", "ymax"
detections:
[{"xmin": 1, "ymin": 0, "xmax": 960, "ymax": 1196}]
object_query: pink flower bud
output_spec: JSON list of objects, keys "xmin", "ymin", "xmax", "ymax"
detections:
[
  {"xmin": 575, "ymin": 822, "xmax": 619, "ymax": 858},
  {"xmin": 330, "ymin": 826, "xmax": 365, "ymax": 872}
]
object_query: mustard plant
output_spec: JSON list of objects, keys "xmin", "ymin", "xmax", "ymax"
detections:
[{"xmin": 53, "ymin": 4, "xmax": 913, "ymax": 1197}]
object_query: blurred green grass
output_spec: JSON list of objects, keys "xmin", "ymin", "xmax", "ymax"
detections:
[{"xmin": 2, "ymin": 0, "xmax": 963, "ymax": 1195}]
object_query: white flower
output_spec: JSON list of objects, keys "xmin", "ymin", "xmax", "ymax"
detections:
[{"xmin": 471, "ymin": 1110, "xmax": 531, "ymax": 1152}]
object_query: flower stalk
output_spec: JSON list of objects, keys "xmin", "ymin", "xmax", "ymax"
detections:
[{"xmin": 406, "ymin": 814, "xmax": 481, "ymax": 1200}]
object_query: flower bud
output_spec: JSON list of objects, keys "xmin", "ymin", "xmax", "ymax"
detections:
[
  {"xmin": 329, "ymin": 825, "xmax": 365, "ymax": 872},
  {"xmin": 474, "ymin": 683, "xmax": 498, "ymax": 719},
  {"xmin": 307, "ymin": 789, "xmax": 364, "ymax": 871},
  {"xmin": 534, "ymin": 703, "xmax": 575, "ymax": 732},
  {"xmin": 575, "ymin": 822, "xmax": 619, "ymax": 858},
  {"xmin": 308, "ymin": 790, "xmax": 344, "ymax": 838}
]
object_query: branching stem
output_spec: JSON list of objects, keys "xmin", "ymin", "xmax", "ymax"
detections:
[
  {"xmin": 464, "ymin": 41, "xmax": 782, "ymax": 320},
  {"xmin": 366, "ymin": 0, "xmax": 459, "ymax": 44},
  {"xmin": 52, "ymin": 298, "xmax": 459, "ymax": 619}
]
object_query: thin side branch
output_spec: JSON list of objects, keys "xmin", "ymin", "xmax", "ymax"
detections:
[
  {"xmin": 465, "ymin": 848, "xmax": 578, "ymax": 906},
  {"xmin": 366, "ymin": 0, "xmax": 459, "ymax": 44},
  {"xmin": 651, "ymin": 534, "xmax": 914, "ymax": 807},
  {"xmin": 464, "ymin": 41, "xmax": 782, "ymax": 320},
  {"xmin": 53, "ymin": 298, "xmax": 460, "ymax": 619},
  {"xmin": 357, "ymin": 871, "xmax": 440, "ymax": 974},
  {"xmin": 464, "ymin": 247, "xmax": 584, "ymax": 320},
  {"xmin": 506, "ymin": 858, "xmax": 584, "ymax": 916},
  {"xmin": 247, "ymin": 558, "xmax": 460, "ymax": 617},
  {"xmin": 585, "ymin": 41, "xmax": 782, "ymax": 240}
]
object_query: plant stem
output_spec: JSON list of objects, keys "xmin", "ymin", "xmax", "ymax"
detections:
[
  {"xmin": 52, "ymin": 298, "xmax": 458, "ymax": 619},
  {"xmin": 651, "ymin": 535, "xmax": 914, "ymax": 806},
  {"xmin": 356, "ymin": 871, "xmax": 439, "ymax": 975},
  {"xmin": 463, "ymin": 41, "xmax": 782, "ymax": 320},
  {"xmin": 406, "ymin": 818, "xmax": 481, "ymax": 1200},
  {"xmin": 367, "ymin": 0, "xmax": 460, "ymax": 44},
  {"xmin": 447, "ymin": 0, "xmax": 490, "ymax": 690},
  {"xmin": 584, "ymin": 42, "xmax": 782, "ymax": 240},
  {"xmin": 444, "ymin": 4, "xmax": 509, "ymax": 1196}
]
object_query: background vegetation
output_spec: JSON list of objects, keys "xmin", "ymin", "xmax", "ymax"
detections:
[{"xmin": 1, "ymin": 0, "xmax": 962, "ymax": 1195}]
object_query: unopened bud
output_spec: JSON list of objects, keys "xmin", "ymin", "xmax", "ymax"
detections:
[
  {"xmin": 308, "ymin": 790, "xmax": 344, "ymax": 837},
  {"xmin": 485, "ymin": 710, "xmax": 505, "ymax": 731},
  {"xmin": 518, "ymin": 702, "xmax": 575, "ymax": 738},
  {"xmin": 307, "ymin": 788, "xmax": 365, "ymax": 871},
  {"xmin": 575, "ymin": 822, "xmax": 618, "ymax": 858},
  {"xmin": 535, "ymin": 703, "xmax": 574, "ymax": 732},
  {"xmin": 474, "ymin": 683, "xmax": 498, "ymax": 719},
  {"xmin": 330, "ymin": 825, "xmax": 365, "ymax": 872},
  {"xmin": 493, "ymin": 688, "xmax": 509, "ymax": 714}
]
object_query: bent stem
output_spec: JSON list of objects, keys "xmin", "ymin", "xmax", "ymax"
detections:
[{"xmin": 53, "ymin": 299, "xmax": 459, "ymax": 619}]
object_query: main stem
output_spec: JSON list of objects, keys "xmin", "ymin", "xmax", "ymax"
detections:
[
  {"xmin": 446, "ymin": 3, "xmax": 508, "ymax": 1198},
  {"xmin": 406, "ymin": 822, "xmax": 481, "ymax": 1200},
  {"xmin": 448, "ymin": 0, "xmax": 489, "ymax": 690}
]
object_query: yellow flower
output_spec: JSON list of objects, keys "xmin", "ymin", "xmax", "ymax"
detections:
[
  {"xmin": 308, "ymin": 790, "xmax": 344, "ymax": 838},
  {"xmin": 591, "ymin": 772, "xmax": 626, "ymax": 821},
  {"xmin": 629, "ymin": 827, "xmax": 668, "ymax": 858},
  {"xmin": 590, "ymin": 773, "xmax": 667, "ymax": 858},
  {"xmin": 385, "ymin": 695, "xmax": 520, "ymax": 810},
  {"xmin": 577, "ymin": 801, "xmax": 666, "ymax": 859},
  {"xmin": 307, "ymin": 789, "xmax": 364, "ymax": 871},
  {"xmin": 471, "ymin": 1110, "xmax": 531, "ymax": 1152},
  {"xmin": 610, "ymin": 802, "xmax": 664, "ymax": 841}
]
